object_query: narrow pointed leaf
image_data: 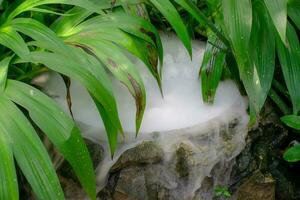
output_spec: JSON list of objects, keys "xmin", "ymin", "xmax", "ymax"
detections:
[
  {"xmin": 243, "ymin": 2, "xmax": 275, "ymax": 114},
  {"xmin": 25, "ymin": 50, "xmax": 122, "ymax": 154},
  {"xmin": 70, "ymin": 47, "xmax": 122, "ymax": 156},
  {"xmin": 149, "ymin": 0, "xmax": 192, "ymax": 56},
  {"xmin": 68, "ymin": 27, "xmax": 161, "ymax": 89},
  {"xmin": 0, "ymin": 128, "xmax": 18, "ymax": 200},
  {"xmin": 7, "ymin": 0, "xmax": 112, "ymax": 21},
  {"xmin": 276, "ymin": 23, "xmax": 300, "ymax": 114},
  {"xmin": 281, "ymin": 115, "xmax": 300, "ymax": 130},
  {"xmin": 200, "ymin": 34, "xmax": 225, "ymax": 103},
  {"xmin": 51, "ymin": 7, "xmax": 92, "ymax": 36},
  {"xmin": 174, "ymin": 0, "xmax": 229, "ymax": 47},
  {"xmin": 28, "ymin": 7, "xmax": 76, "ymax": 16},
  {"xmin": 222, "ymin": 0, "xmax": 252, "ymax": 65},
  {"xmin": 264, "ymin": 0, "xmax": 287, "ymax": 43},
  {"xmin": 91, "ymin": 96, "xmax": 119, "ymax": 156},
  {"xmin": 0, "ymin": 57, "xmax": 11, "ymax": 91},
  {"xmin": 269, "ymin": 88, "xmax": 291, "ymax": 115},
  {"xmin": 28, "ymin": 51, "xmax": 118, "ymax": 124},
  {"xmin": 0, "ymin": 96, "xmax": 64, "ymax": 200},
  {"xmin": 288, "ymin": 0, "xmax": 300, "ymax": 30},
  {"xmin": 284, "ymin": 144, "xmax": 300, "ymax": 162},
  {"xmin": 10, "ymin": 18, "xmax": 68, "ymax": 54},
  {"xmin": 0, "ymin": 27, "xmax": 29, "ymax": 58},
  {"xmin": 74, "ymin": 39, "xmax": 146, "ymax": 134},
  {"xmin": 67, "ymin": 13, "xmax": 163, "ymax": 66},
  {"xmin": 121, "ymin": 2, "xmax": 149, "ymax": 19},
  {"xmin": 5, "ymin": 80, "xmax": 96, "ymax": 200}
]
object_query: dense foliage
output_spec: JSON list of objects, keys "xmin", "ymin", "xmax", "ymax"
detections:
[{"xmin": 0, "ymin": 0, "xmax": 299, "ymax": 199}]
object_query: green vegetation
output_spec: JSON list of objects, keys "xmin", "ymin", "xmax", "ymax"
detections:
[
  {"xmin": 214, "ymin": 185, "xmax": 231, "ymax": 199},
  {"xmin": 281, "ymin": 115, "xmax": 300, "ymax": 162},
  {"xmin": 0, "ymin": 0, "xmax": 299, "ymax": 199}
]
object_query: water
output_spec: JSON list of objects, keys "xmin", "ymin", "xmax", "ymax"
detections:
[{"xmin": 39, "ymin": 33, "xmax": 249, "ymax": 199}]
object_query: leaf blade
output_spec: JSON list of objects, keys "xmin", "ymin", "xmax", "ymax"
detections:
[
  {"xmin": 264, "ymin": 0, "xmax": 287, "ymax": 43},
  {"xmin": 0, "ymin": 127, "xmax": 18, "ymax": 200},
  {"xmin": 70, "ymin": 39, "xmax": 146, "ymax": 134},
  {"xmin": 5, "ymin": 80, "xmax": 96, "ymax": 200},
  {"xmin": 0, "ymin": 96, "xmax": 64, "ymax": 200},
  {"xmin": 284, "ymin": 144, "xmax": 300, "ymax": 162},
  {"xmin": 222, "ymin": 0, "xmax": 252, "ymax": 64},
  {"xmin": 200, "ymin": 34, "xmax": 225, "ymax": 103},
  {"xmin": 26, "ymin": 49, "xmax": 122, "ymax": 155},
  {"xmin": 281, "ymin": 115, "xmax": 300, "ymax": 130},
  {"xmin": 276, "ymin": 23, "xmax": 300, "ymax": 114},
  {"xmin": 288, "ymin": 0, "xmax": 300, "ymax": 30},
  {"xmin": 0, "ymin": 57, "xmax": 12, "ymax": 91},
  {"xmin": 149, "ymin": 0, "xmax": 192, "ymax": 56},
  {"xmin": 0, "ymin": 27, "xmax": 29, "ymax": 58},
  {"xmin": 243, "ymin": 2, "xmax": 275, "ymax": 114}
]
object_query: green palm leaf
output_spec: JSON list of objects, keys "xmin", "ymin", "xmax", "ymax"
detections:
[
  {"xmin": 71, "ymin": 39, "xmax": 146, "ymax": 134},
  {"xmin": 0, "ymin": 127, "xmax": 18, "ymax": 200},
  {"xmin": 0, "ymin": 96, "xmax": 64, "ymax": 200},
  {"xmin": 0, "ymin": 56, "xmax": 11, "ymax": 91},
  {"xmin": 277, "ymin": 23, "xmax": 300, "ymax": 114},
  {"xmin": 51, "ymin": 7, "xmax": 92, "ymax": 36},
  {"xmin": 284, "ymin": 144, "xmax": 300, "ymax": 162},
  {"xmin": 6, "ymin": 0, "xmax": 111, "ymax": 21},
  {"xmin": 200, "ymin": 33, "xmax": 225, "ymax": 103},
  {"xmin": 244, "ymin": 1, "xmax": 275, "ymax": 114},
  {"xmin": 264, "ymin": 0, "xmax": 287, "ymax": 43},
  {"xmin": 0, "ymin": 27, "xmax": 29, "ymax": 58},
  {"xmin": 222, "ymin": 0, "xmax": 252, "ymax": 65},
  {"xmin": 281, "ymin": 115, "xmax": 300, "ymax": 130},
  {"xmin": 174, "ymin": 0, "xmax": 229, "ymax": 47},
  {"xmin": 26, "ymin": 49, "xmax": 122, "ymax": 155},
  {"xmin": 9, "ymin": 18, "xmax": 68, "ymax": 54},
  {"xmin": 149, "ymin": 0, "xmax": 192, "ymax": 56},
  {"xmin": 5, "ymin": 80, "xmax": 96, "ymax": 199},
  {"xmin": 288, "ymin": 0, "xmax": 300, "ymax": 30}
]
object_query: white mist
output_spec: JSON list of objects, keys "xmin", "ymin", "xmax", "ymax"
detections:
[{"xmin": 40, "ymin": 33, "xmax": 249, "ymax": 199}]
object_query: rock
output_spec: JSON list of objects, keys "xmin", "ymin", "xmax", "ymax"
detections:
[
  {"xmin": 111, "ymin": 141, "xmax": 164, "ymax": 172},
  {"xmin": 269, "ymin": 161, "xmax": 295, "ymax": 200},
  {"xmin": 59, "ymin": 176, "xmax": 87, "ymax": 200},
  {"xmin": 175, "ymin": 143, "xmax": 194, "ymax": 179},
  {"xmin": 229, "ymin": 101, "xmax": 300, "ymax": 200},
  {"xmin": 146, "ymin": 183, "xmax": 172, "ymax": 200},
  {"xmin": 144, "ymin": 165, "xmax": 176, "ymax": 200},
  {"xmin": 193, "ymin": 177, "xmax": 213, "ymax": 200},
  {"xmin": 111, "ymin": 165, "xmax": 175, "ymax": 200},
  {"xmin": 236, "ymin": 171, "xmax": 275, "ymax": 200},
  {"xmin": 85, "ymin": 138, "xmax": 105, "ymax": 168},
  {"xmin": 97, "ymin": 188, "xmax": 114, "ymax": 200},
  {"xmin": 114, "ymin": 167, "xmax": 147, "ymax": 200},
  {"xmin": 97, "ymin": 173, "xmax": 120, "ymax": 200},
  {"xmin": 97, "ymin": 115, "xmax": 248, "ymax": 200}
]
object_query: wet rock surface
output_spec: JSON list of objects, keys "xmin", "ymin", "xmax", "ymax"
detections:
[
  {"xmin": 230, "ymin": 102, "xmax": 300, "ymax": 200},
  {"xmin": 95, "ymin": 103, "xmax": 300, "ymax": 200},
  {"xmin": 236, "ymin": 171, "xmax": 275, "ymax": 200},
  {"xmin": 175, "ymin": 143, "xmax": 194, "ymax": 179},
  {"xmin": 97, "ymin": 117, "xmax": 248, "ymax": 200},
  {"xmin": 44, "ymin": 104, "xmax": 299, "ymax": 200},
  {"xmin": 111, "ymin": 141, "xmax": 164, "ymax": 172}
]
